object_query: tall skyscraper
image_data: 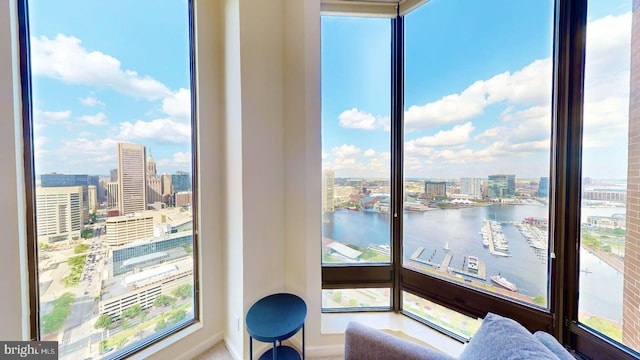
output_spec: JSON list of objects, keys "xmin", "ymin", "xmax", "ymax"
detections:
[
  {"xmin": 117, "ymin": 143, "xmax": 147, "ymax": 215},
  {"xmin": 538, "ymin": 177, "xmax": 549, "ymax": 197},
  {"xmin": 623, "ymin": 0, "xmax": 640, "ymax": 349},
  {"xmin": 106, "ymin": 182, "xmax": 119, "ymax": 210},
  {"xmin": 146, "ymin": 153, "xmax": 162, "ymax": 204},
  {"xmin": 460, "ymin": 177, "xmax": 482, "ymax": 199},
  {"xmin": 172, "ymin": 171, "xmax": 191, "ymax": 192},
  {"xmin": 323, "ymin": 169, "xmax": 335, "ymax": 212},
  {"xmin": 147, "ymin": 152, "xmax": 157, "ymax": 177},
  {"xmin": 35, "ymin": 186, "xmax": 83, "ymax": 244},
  {"xmin": 487, "ymin": 174, "xmax": 516, "ymax": 198},
  {"xmin": 88, "ymin": 185, "xmax": 97, "ymax": 213}
]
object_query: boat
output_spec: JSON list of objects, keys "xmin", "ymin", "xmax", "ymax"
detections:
[
  {"xmin": 491, "ymin": 274, "xmax": 518, "ymax": 292},
  {"xmin": 443, "ymin": 241, "xmax": 450, "ymax": 251},
  {"xmin": 467, "ymin": 256, "xmax": 479, "ymax": 272},
  {"xmin": 482, "ymin": 239, "xmax": 489, "ymax": 247}
]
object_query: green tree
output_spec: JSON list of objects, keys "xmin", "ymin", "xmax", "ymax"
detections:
[
  {"xmin": 121, "ymin": 304, "xmax": 142, "ymax": 319},
  {"xmin": 167, "ymin": 309, "xmax": 187, "ymax": 324},
  {"xmin": 94, "ymin": 314, "xmax": 113, "ymax": 329},
  {"xmin": 155, "ymin": 318, "xmax": 167, "ymax": 331},
  {"xmin": 332, "ymin": 291, "xmax": 342, "ymax": 303},
  {"xmin": 153, "ymin": 295, "xmax": 175, "ymax": 308},
  {"xmin": 74, "ymin": 244, "xmax": 89, "ymax": 254},
  {"xmin": 171, "ymin": 284, "xmax": 193, "ymax": 299}
]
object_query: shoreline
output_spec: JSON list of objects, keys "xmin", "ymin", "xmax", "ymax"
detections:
[{"xmin": 582, "ymin": 244, "xmax": 624, "ymax": 274}]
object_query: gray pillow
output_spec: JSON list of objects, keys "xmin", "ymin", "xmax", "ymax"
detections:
[
  {"xmin": 534, "ymin": 331, "xmax": 576, "ymax": 360},
  {"xmin": 459, "ymin": 313, "xmax": 560, "ymax": 360}
]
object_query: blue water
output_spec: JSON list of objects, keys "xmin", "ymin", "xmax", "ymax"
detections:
[{"xmin": 323, "ymin": 205, "xmax": 625, "ymax": 322}]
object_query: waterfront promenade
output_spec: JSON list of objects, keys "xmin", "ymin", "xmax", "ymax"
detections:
[{"xmin": 583, "ymin": 244, "xmax": 624, "ymax": 274}]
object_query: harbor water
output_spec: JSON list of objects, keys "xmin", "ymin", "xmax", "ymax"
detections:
[{"xmin": 323, "ymin": 205, "xmax": 625, "ymax": 322}]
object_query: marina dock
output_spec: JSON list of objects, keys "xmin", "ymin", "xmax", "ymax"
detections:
[
  {"xmin": 485, "ymin": 221, "xmax": 511, "ymax": 257},
  {"xmin": 409, "ymin": 246, "xmax": 487, "ymax": 280}
]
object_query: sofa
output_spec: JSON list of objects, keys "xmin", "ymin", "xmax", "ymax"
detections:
[{"xmin": 344, "ymin": 313, "xmax": 576, "ymax": 359}]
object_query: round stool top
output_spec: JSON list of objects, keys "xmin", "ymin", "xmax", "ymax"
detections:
[{"xmin": 246, "ymin": 293, "xmax": 307, "ymax": 343}]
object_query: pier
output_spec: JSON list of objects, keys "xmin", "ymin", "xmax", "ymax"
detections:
[
  {"xmin": 409, "ymin": 246, "xmax": 487, "ymax": 280},
  {"xmin": 485, "ymin": 220, "xmax": 511, "ymax": 257}
]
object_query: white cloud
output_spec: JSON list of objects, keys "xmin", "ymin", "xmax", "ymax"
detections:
[
  {"xmin": 162, "ymin": 88, "xmax": 191, "ymax": 122},
  {"xmin": 475, "ymin": 126, "xmax": 507, "ymax": 142},
  {"xmin": 332, "ymin": 144, "xmax": 361, "ymax": 159},
  {"xmin": 79, "ymin": 112, "xmax": 108, "ymax": 126},
  {"xmin": 364, "ymin": 148, "xmax": 376, "ymax": 157},
  {"xmin": 157, "ymin": 152, "xmax": 192, "ymax": 168},
  {"xmin": 80, "ymin": 93, "xmax": 104, "ymax": 107},
  {"xmin": 31, "ymin": 34, "xmax": 170, "ymax": 100},
  {"xmin": 405, "ymin": 81, "xmax": 487, "ymax": 132},
  {"xmin": 34, "ymin": 109, "xmax": 71, "ymax": 124},
  {"xmin": 412, "ymin": 122, "xmax": 475, "ymax": 148},
  {"xmin": 116, "ymin": 118, "xmax": 191, "ymax": 144},
  {"xmin": 338, "ymin": 108, "xmax": 376, "ymax": 130}
]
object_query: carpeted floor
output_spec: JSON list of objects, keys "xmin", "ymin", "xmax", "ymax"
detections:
[{"xmin": 194, "ymin": 341, "xmax": 343, "ymax": 360}]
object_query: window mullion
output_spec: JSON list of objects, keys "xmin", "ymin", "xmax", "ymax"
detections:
[{"xmin": 391, "ymin": 14, "xmax": 404, "ymax": 313}]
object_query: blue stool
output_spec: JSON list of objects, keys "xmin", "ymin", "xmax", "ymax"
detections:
[{"xmin": 246, "ymin": 293, "xmax": 307, "ymax": 360}]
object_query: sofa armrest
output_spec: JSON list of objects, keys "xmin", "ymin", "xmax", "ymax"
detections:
[{"xmin": 344, "ymin": 321, "xmax": 456, "ymax": 360}]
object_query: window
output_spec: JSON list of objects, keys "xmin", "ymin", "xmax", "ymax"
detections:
[
  {"xmin": 322, "ymin": 0, "xmax": 640, "ymax": 358},
  {"xmin": 321, "ymin": 15, "xmax": 393, "ymax": 309},
  {"xmin": 20, "ymin": 1, "xmax": 198, "ymax": 358},
  {"xmin": 402, "ymin": 0, "xmax": 554, "ymax": 309},
  {"xmin": 576, "ymin": 0, "xmax": 638, "ymax": 355}
]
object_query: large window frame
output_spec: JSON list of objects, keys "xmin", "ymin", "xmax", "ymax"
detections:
[
  {"xmin": 18, "ymin": 0, "xmax": 201, "ymax": 357},
  {"xmin": 321, "ymin": 0, "xmax": 640, "ymax": 359}
]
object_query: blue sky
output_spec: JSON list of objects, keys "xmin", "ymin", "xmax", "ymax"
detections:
[
  {"xmin": 27, "ymin": 0, "xmax": 631, "ymax": 180},
  {"xmin": 322, "ymin": 0, "xmax": 631, "ymax": 180},
  {"xmin": 29, "ymin": 0, "xmax": 191, "ymax": 176}
]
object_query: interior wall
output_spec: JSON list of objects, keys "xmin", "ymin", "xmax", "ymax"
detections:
[
  {"xmin": 222, "ymin": 0, "xmax": 245, "ymax": 357},
  {"xmin": 0, "ymin": 0, "xmax": 29, "ymax": 341},
  {"xmin": 283, "ymin": 0, "xmax": 347, "ymax": 354}
]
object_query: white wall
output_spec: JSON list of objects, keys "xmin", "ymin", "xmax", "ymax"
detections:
[{"xmin": 0, "ymin": 0, "xmax": 29, "ymax": 341}]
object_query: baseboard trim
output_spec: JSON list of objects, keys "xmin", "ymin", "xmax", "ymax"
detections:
[{"xmin": 287, "ymin": 337, "xmax": 344, "ymax": 358}]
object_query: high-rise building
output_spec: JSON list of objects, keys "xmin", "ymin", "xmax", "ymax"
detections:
[
  {"xmin": 147, "ymin": 152, "xmax": 157, "ymax": 177},
  {"xmin": 35, "ymin": 186, "xmax": 83, "ymax": 243},
  {"xmin": 41, "ymin": 173, "xmax": 98, "ymax": 221},
  {"xmin": 106, "ymin": 182, "xmax": 119, "ymax": 209},
  {"xmin": 146, "ymin": 153, "xmax": 162, "ymax": 204},
  {"xmin": 424, "ymin": 181, "xmax": 446, "ymax": 198},
  {"xmin": 460, "ymin": 177, "xmax": 482, "ymax": 199},
  {"xmin": 110, "ymin": 168, "xmax": 118, "ymax": 182},
  {"xmin": 487, "ymin": 174, "xmax": 516, "ymax": 198},
  {"xmin": 623, "ymin": 0, "xmax": 640, "ymax": 348},
  {"xmin": 538, "ymin": 177, "xmax": 549, "ymax": 197},
  {"xmin": 147, "ymin": 177, "xmax": 162, "ymax": 204},
  {"xmin": 161, "ymin": 174, "xmax": 173, "ymax": 196},
  {"xmin": 323, "ymin": 169, "xmax": 335, "ymax": 212},
  {"xmin": 88, "ymin": 185, "xmax": 97, "ymax": 213},
  {"xmin": 118, "ymin": 143, "xmax": 147, "ymax": 215},
  {"xmin": 172, "ymin": 171, "xmax": 191, "ymax": 193},
  {"xmin": 105, "ymin": 213, "xmax": 154, "ymax": 247}
]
